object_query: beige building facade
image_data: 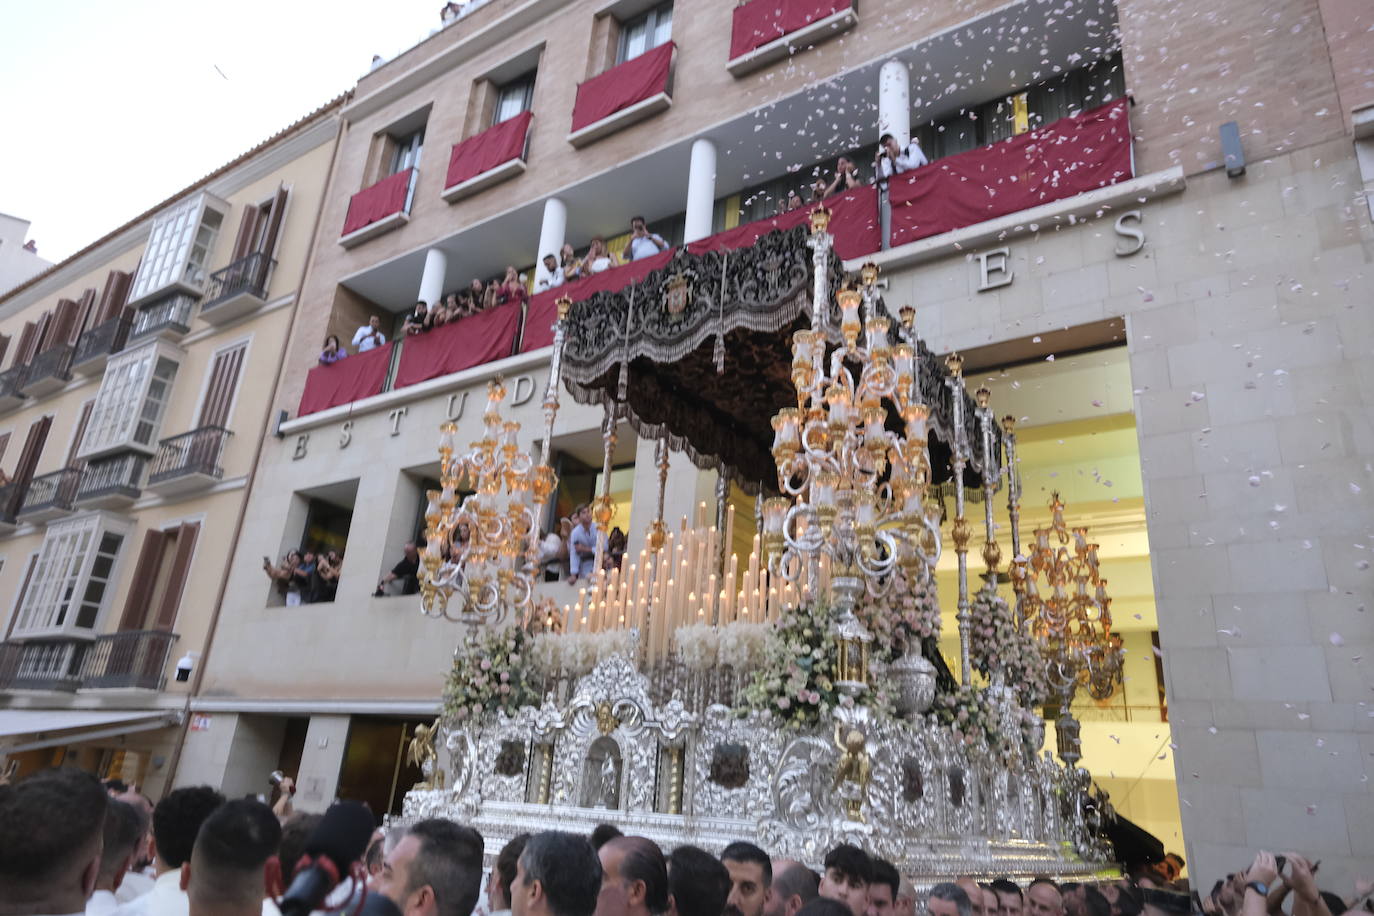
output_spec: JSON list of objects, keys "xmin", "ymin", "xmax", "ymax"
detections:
[
  {"xmin": 155, "ymin": 0, "xmax": 1374, "ymax": 891},
  {"xmin": 0, "ymin": 99, "xmax": 345, "ymax": 798}
]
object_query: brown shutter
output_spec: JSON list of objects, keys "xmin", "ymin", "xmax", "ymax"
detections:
[
  {"xmin": 49, "ymin": 300, "xmax": 79, "ymax": 350},
  {"xmin": 67, "ymin": 401, "xmax": 94, "ymax": 467},
  {"xmin": 118, "ymin": 529, "xmax": 167, "ymax": 631},
  {"xmin": 257, "ymin": 185, "xmax": 290, "ymax": 259},
  {"xmin": 197, "ymin": 344, "xmax": 247, "ymax": 429},
  {"xmin": 96, "ymin": 270, "xmax": 132, "ymax": 325},
  {"xmin": 231, "ymin": 205, "xmax": 261, "ymax": 262},
  {"xmin": 72, "ymin": 289, "xmax": 98, "ymax": 343},
  {"xmin": 153, "ymin": 522, "xmax": 199, "ymax": 630},
  {"xmin": 0, "ymin": 333, "xmax": 10, "ymax": 369},
  {"xmin": 13, "ymin": 322, "xmax": 38, "ymax": 366},
  {"xmin": 5, "ymin": 416, "xmax": 51, "ymax": 517},
  {"xmin": 0, "ymin": 432, "xmax": 10, "ymax": 466},
  {"xmin": 5, "ymin": 555, "xmax": 38, "ymax": 639}
]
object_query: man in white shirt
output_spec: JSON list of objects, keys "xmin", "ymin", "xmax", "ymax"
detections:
[
  {"xmin": 352, "ymin": 315, "xmax": 387, "ymax": 352},
  {"xmin": 0, "ymin": 767, "xmax": 109, "ymax": 916},
  {"xmin": 621, "ymin": 216, "xmax": 668, "ymax": 262},
  {"xmin": 487, "ymin": 834, "xmax": 530, "ymax": 916},
  {"xmin": 182, "ymin": 800, "xmax": 282, "ymax": 916},
  {"xmin": 537, "ymin": 254, "xmax": 565, "ymax": 292},
  {"xmin": 111, "ymin": 785, "xmax": 226, "ymax": 916},
  {"xmin": 89, "ymin": 801, "xmax": 148, "ymax": 916},
  {"xmin": 873, "ymin": 133, "xmax": 929, "ymax": 180}
]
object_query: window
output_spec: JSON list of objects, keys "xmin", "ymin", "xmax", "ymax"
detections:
[
  {"xmin": 391, "ymin": 129, "xmax": 424, "ymax": 175},
  {"xmin": 10, "ymin": 514, "xmax": 128, "ymax": 638},
  {"xmin": 494, "ymin": 72, "xmax": 536, "ymax": 124},
  {"xmin": 618, "ymin": 1, "xmax": 672, "ymax": 64},
  {"xmin": 197, "ymin": 341, "xmax": 248, "ymax": 429},
  {"xmin": 78, "ymin": 341, "xmax": 182, "ymax": 460},
  {"xmin": 129, "ymin": 194, "xmax": 228, "ymax": 304},
  {"xmin": 118, "ymin": 522, "xmax": 200, "ymax": 631}
]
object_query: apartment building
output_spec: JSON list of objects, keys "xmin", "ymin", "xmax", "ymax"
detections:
[
  {"xmin": 0, "ymin": 98, "xmax": 345, "ymax": 796},
  {"xmin": 175, "ymin": 0, "xmax": 1373, "ymax": 884}
]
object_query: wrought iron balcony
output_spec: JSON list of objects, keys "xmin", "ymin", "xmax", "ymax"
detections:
[
  {"xmin": 73, "ymin": 312, "xmax": 133, "ymax": 376},
  {"xmin": 202, "ymin": 252, "xmax": 274, "ymax": 324},
  {"xmin": 148, "ymin": 427, "xmax": 232, "ymax": 496},
  {"xmin": 0, "ymin": 479, "xmax": 18, "ymax": 530},
  {"xmin": 130, "ymin": 292, "xmax": 198, "ymax": 342},
  {"xmin": 74, "ymin": 453, "xmax": 147, "ymax": 509},
  {"xmin": 0, "ymin": 364, "xmax": 29, "ymax": 413},
  {"xmin": 18, "ymin": 467, "xmax": 82, "ymax": 522},
  {"xmin": 0, "ymin": 640, "xmax": 85, "ymax": 692},
  {"xmin": 80, "ymin": 630, "xmax": 179, "ymax": 690},
  {"xmin": 22, "ymin": 344, "xmax": 75, "ymax": 397}
]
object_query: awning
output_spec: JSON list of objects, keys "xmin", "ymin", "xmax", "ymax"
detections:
[{"xmin": 0, "ymin": 709, "xmax": 182, "ymax": 755}]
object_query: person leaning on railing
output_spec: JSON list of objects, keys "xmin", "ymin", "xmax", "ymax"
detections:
[{"xmin": 318, "ymin": 334, "xmax": 347, "ymax": 366}]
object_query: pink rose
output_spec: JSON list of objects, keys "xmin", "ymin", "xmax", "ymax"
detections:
[
  {"xmin": 480, "ymin": 659, "xmax": 492, "ymax": 671},
  {"xmin": 777, "ymin": 697, "xmax": 791, "ymax": 710}
]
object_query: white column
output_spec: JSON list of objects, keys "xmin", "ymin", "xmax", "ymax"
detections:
[
  {"xmin": 684, "ymin": 137, "xmax": 717, "ymax": 244},
  {"xmin": 417, "ymin": 247, "xmax": 448, "ymax": 307},
  {"xmin": 878, "ymin": 59, "xmax": 911, "ymax": 147},
  {"xmin": 534, "ymin": 197, "xmax": 567, "ymax": 290}
]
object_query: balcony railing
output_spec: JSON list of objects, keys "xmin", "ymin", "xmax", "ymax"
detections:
[
  {"xmin": 18, "ymin": 467, "xmax": 82, "ymax": 518},
  {"xmin": 202, "ymin": 252, "xmax": 274, "ymax": 323},
  {"xmin": 22, "ymin": 344, "xmax": 75, "ymax": 394},
  {"xmin": 0, "ymin": 480, "xmax": 17, "ymax": 527},
  {"xmin": 149, "ymin": 427, "xmax": 232, "ymax": 488},
  {"xmin": 0, "ymin": 640, "xmax": 85, "ymax": 691},
  {"xmin": 131, "ymin": 292, "xmax": 198, "ymax": 341},
  {"xmin": 0, "ymin": 364, "xmax": 29, "ymax": 411},
  {"xmin": 73, "ymin": 312, "xmax": 133, "ymax": 374},
  {"xmin": 75, "ymin": 453, "xmax": 147, "ymax": 506},
  {"xmin": 80, "ymin": 630, "xmax": 179, "ymax": 690}
]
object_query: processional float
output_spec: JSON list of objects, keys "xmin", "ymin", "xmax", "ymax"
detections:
[{"xmin": 404, "ymin": 208, "xmax": 1123, "ymax": 879}]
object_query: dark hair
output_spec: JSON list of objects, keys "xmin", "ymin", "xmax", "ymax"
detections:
[
  {"xmin": 930, "ymin": 884, "xmax": 972, "ymax": 916},
  {"xmin": 99, "ymin": 799, "xmax": 148, "ymax": 883},
  {"xmin": 1083, "ymin": 887, "xmax": 1111, "ymax": 916},
  {"xmin": 631, "ymin": 216, "xmax": 647, "ymax": 225},
  {"xmin": 870, "ymin": 859, "xmax": 900, "ymax": 901},
  {"xmin": 495, "ymin": 833, "xmax": 531, "ymax": 906},
  {"xmin": 721, "ymin": 841, "xmax": 772, "ymax": 887},
  {"xmin": 1321, "ymin": 893, "xmax": 1348, "ymax": 916},
  {"xmin": 1138, "ymin": 889, "xmax": 1190, "ymax": 916},
  {"xmin": 797, "ymin": 899, "xmax": 856, "ymax": 916},
  {"xmin": 103, "ymin": 778, "xmax": 129, "ymax": 793},
  {"xmin": 404, "ymin": 819, "xmax": 484, "ymax": 916},
  {"xmin": 609, "ymin": 837, "xmax": 669, "ymax": 914},
  {"xmin": 278, "ymin": 813, "xmax": 323, "ymax": 877},
  {"xmin": 324, "ymin": 334, "xmax": 341, "ymax": 348},
  {"xmin": 1030, "ymin": 878, "xmax": 1061, "ymax": 892},
  {"xmin": 590, "ymin": 823, "xmax": 623, "ymax": 850},
  {"xmin": 0, "ymin": 768, "xmax": 109, "ymax": 905},
  {"xmin": 1163, "ymin": 853, "xmax": 1184, "ymax": 868},
  {"xmin": 774, "ymin": 862, "xmax": 820, "ymax": 907},
  {"xmin": 879, "ymin": 133, "xmax": 894, "ymax": 145},
  {"xmin": 520, "ymin": 831, "xmax": 603, "ymax": 916},
  {"xmin": 991, "ymin": 880, "xmax": 1022, "ymax": 901},
  {"xmin": 154, "ymin": 785, "xmax": 226, "ymax": 869},
  {"xmin": 822, "ymin": 844, "xmax": 872, "ymax": 886},
  {"xmin": 188, "ymin": 799, "xmax": 282, "ymax": 909},
  {"xmin": 668, "ymin": 845, "xmax": 731, "ymax": 916}
]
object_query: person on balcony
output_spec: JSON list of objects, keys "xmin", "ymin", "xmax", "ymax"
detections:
[
  {"xmin": 537, "ymin": 254, "xmax": 565, "ymax": 292},
  {"xmin": 316, "ymin": 549, "xmax": 342, "ymax": 602},
  {"xmin": 622, "ymin": 216, "xmax": 668, "ymax": 262},
  {"xmin": 497, "ymin": 266, "xmax": 530, "ymax": 306},
  {"xmin": 567, "ymin": 504, "xmax": 603, "ymax": 586},
  {"xmin": 584, "ymin": 237, "xmax": 616, "ymax": 274},
  {"xmin": 264, "ymin": 550, "xmax": 301, "ymax": 603},
  {"xmin": 822, "ymin": 157, "xmax": 863, "ymax": 197},
  {"xmin": 375, "ymin": 540, "xmax": 421, "ymax": 596},
  {"xmin": 468, "ymin": 278, "xmax": 487, "ymax": 310},
  {"xmin": 874, "ymin": 133, "xmax": 928, "ymax": 181},
  {"xmin": 560, "ymin": 243, "xmax": 584, "ymax": 281},
  {"xmin": 403, "ymin": 301, "xmax": 430, "ymax": 335},
  {"xmin": 318, "ymin": 335, "xmax": 347, "ymax": 366},
  {"xmin": 483, "ymin": 278, "xmax": 502, "ymax": 311},
  {"xmin": 351, "ymin": 315, "xmax": 387, "ymax": 352}
]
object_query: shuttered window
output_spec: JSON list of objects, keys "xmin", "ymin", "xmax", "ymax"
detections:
[
  {"xmin": 4, "ymin": 553, "xmax": 38, "ymax": 639},
  {"xmin": 67, "ymin": 401, "xmax": 94, "ymax": 468},
  {"xmin": 4, "ymin": 416, "xmax": 50, "ymax": 518},
  {"xmin": 198, "ymin": 342, "xmax": 247, "ymax": 429},
  {"xmin": 117, "ymin": 521, "xmax": 199, "ymax": 631},
  {"xmin": 94, "ymin": 271, "xmax": 132, "ymax": 326}
]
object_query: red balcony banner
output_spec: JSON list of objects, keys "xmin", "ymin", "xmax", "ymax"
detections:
[
  {"xmin": 572, "ymin": 42, "xmax": 675, "ymax": 133},
  {"xmin": 444, "ymin": 111, "xmax": 533, "ymax": 190},
  {"xmin": 393, "ymin": 302, "xmax": 523, "ymax": 389},
  {"xmin": 520, "ymin": 184, "xmax": 879, "ymax": 353},
  {"xmin": 887, "ymin": 98, "xmax": 1134, "ymax": 248},
  {"xmin": 341, "ymin": 168, "xmax": 413, "ymax": 237},
  {"xmin": 729, "ymin": 0, "xmax": 851, "ymax": 59},
  {"xmin": 298, "ymin": 341, "xmax": 393, "ymax": 416}
]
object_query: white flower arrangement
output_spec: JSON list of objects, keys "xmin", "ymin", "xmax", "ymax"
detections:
[
  {"xmin": 531, "ymin": 630, "xmax": 634, "ymax": 676},
  {"xmin": 717, "ymin": 622, "xmax": 770, "ymax": 670}
]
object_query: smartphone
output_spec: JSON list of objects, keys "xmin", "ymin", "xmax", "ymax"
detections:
[{"xmin": 1275, "ymin": 856, "xmax": 1287, "ymax": 875}]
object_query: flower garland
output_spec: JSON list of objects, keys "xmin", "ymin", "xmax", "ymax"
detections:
[
  {"xmin": 968, "ymin": 586, "xmax": 1048, "ymax": 709},
  {"xmin": 860, "ymin": 569, "xmax": 943, "ymax": 662},
  {"xmin": 741, "ymin": 603, "xmax": 844, "ymax": 728},
  {"xmin": 442, "ymin": 625, "xmax": 539, "ymax": 723},
  {"xmin": 931, "ymin": 684, "xmax": 1013, "ymax": 759}
]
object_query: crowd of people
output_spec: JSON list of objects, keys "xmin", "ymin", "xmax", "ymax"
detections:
[
  {"xmin": 4, "ymin": 766, "xmax": 1371, "ymax": 916},
  {"xmin": 534, "ymin": 504, "xmax": 627, "ymax": 586},
  {"xmin": 263, "ymin": 549, "xmax": 344, "ymax": 606}
]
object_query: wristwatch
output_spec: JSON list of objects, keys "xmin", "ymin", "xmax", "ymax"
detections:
[{"xmin": 1245, "ymin": 882, "xmax": 1269, "ymax": 897}]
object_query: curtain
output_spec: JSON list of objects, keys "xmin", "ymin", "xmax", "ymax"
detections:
[
  {"xmin": 342, "ymin": 169, "xmax": 413, "ymax": 236},
  {"xmin": 571, "ymin": 42, "xmax": 674, "ymax": 132},
  {"xmin": 298, "ymin": 343, "xmax": 393, "ymax": 416},
  {"xmin": 444, "ymin": 110, "xmax": 533, "ymax": 189}
]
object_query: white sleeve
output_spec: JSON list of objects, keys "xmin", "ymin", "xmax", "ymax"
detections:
[
  {"xmin": 351, "ymin": 327, "xmax": 366, "ymax": 346},
  {"xmin": 900, "ymin": 141, "xmax": 928, "ymax": 170}
]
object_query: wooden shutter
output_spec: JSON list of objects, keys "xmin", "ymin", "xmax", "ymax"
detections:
[
  {"xmin": 153, "ymin": 522, "xmax": 199, "ymax": 630},
  {"xmin": 197, "ymin": 344, "xmax": 247, "ymax": 429},
  {"xmin": 30, "ymin": 313, "xmax": 53, "ymax": 356},
  {"xmin": 257, "ymin": 185, "xmax": 290, "ymax": 260},
  {"xmin": 67, "ymin": 401, "xmax": 94, "ymax": 467},
  {"xmin": 0, "ymin": 334, "xmax": 9, "ymax": 369},
  {"xmin": 230, "ymin": 205, "xmax": 261, "ymax": 262},
  {"xmin": 49, "ymin": 299, "xmax": 79, "ymax": 350},
  {"xmin": 118, "ymin": 529, "xmax": 167, "ymax": 631},
  {"xmin": 96, "ymin": 270, "xmax": 132, "ymax": 325},
  {"xmin": 5, "ymin": 555, "xmax": 38, "ymax": 639},
  {"xmin": 13, "ymin": 322, "xmax": 38, "ymax": 366},
  {"xmin": 0, "ymin": 432, "xmax": 10, "ymax": 467},
  {"xmin": 5, "ymin": 415, "xmax": 51, "ymax": 517},
  {"xmin": 72, "ymin": 289, "xmax": 98, "ymax": 343}
]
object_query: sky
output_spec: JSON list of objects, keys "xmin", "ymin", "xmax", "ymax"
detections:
[{"xmin": 0, "ymin": 0, "xmax": 447, "ymax": 263}]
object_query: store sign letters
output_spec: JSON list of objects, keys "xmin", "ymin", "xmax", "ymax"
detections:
[{"xmin": 976, "ymin": 209, "xmax": 1147, "ymax": 292}]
